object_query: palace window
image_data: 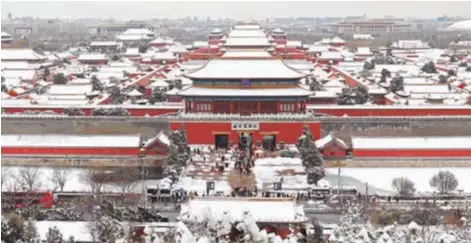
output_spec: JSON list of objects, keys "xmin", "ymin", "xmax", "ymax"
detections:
[
  {"xmin": 196, "ymin": 103, "xmax": 212, "ymax": 112},
  {"xmin": 280, "ymin": 103, "xmax": 295, "ymax": 112}
]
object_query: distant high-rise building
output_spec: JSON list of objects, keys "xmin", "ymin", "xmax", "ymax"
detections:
[
  {"xmin": 8, "ymin": 13, "xmax": 12, "ymax": 20},
  {"xmin": 331, "ymin": 19, "xmax": 411, "ymax": 34}
]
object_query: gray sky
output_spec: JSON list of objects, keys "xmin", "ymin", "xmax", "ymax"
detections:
[{"xmin": 2, "ymin": 1, "xmax": 471, "ymax": 20}]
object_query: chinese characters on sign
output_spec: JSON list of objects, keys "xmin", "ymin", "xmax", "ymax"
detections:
[{"xmin": 231, "ymin": 121, "xmax": 260, "ymax": 131}]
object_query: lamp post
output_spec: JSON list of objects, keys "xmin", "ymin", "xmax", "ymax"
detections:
[{"xmin": 138, "ymin": 148, "xmax": 148, "ymax": 208}]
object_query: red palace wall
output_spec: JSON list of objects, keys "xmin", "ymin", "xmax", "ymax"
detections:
[
  {"xmin": 311, "ymin": 107, "xmax": 471, "ymax": 116},
  {"xmin": 1, "ymin": 147, "xmax": 140, "ymax": 156},
  {"xmin": 170, "ymin": 121, "xmax": 321, "ymax": 145},
  {"xmin": 353, "ymin": 149, "xmax": 471, "ymax": 157}
]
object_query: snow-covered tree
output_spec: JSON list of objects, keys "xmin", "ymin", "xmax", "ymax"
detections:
[
  {"xmin": 110, "ymin": 86, "xmax": 126, "ymax": 105},
  {"xmin": 23, "ymin": 217, "xmax": 38, "ymax": 243},
  {"xmin": 53, "ymin": 73, "xmax": 67, "ymax": 85},
  {"xmin": 91, "ymin": 75, "xmax": 104, "ymax": 92},
  {"xmin": 149, "ymin": 87, "xmax": 167, "ymax": 104},
  {"xmin": 381, "ymin": 68, "xmax": 391, "ymax": 78},
  {"xmin": 421, "ymin": 61, "xmax": 437, "ymax": 74},
  {"xmin": 309, "ymin": 77, "xmax": 322, "ymax": 91},
  {"xmin": 390, "ymin": 75, "xmax": 404, "ymax": 93},
  {"xmin": 353, "ymin": 85, "xmax": 369, "ymax": 104},
  {"xmin": 165, "ymin": 126, "xmax": 190, "ymax": 184},
  {"xmin": 337, "ymin": 88, "xmax": 356, "ymax": 105},
  {"xmin": 363, "ymin": 60, "xmax": 375, "ymax": 71},
  {"xmin": 90, "ymin": 216, "xmax": 125, "ymax": 243},
  {"xmin": 329, "ymin": 203, "xmax": 471, "ymax": 243},
  {"xmin": 296, "ymin": 126, "xmax": 324, "ymax": 185},
  {"xmin": 91, "ymin": 107, "xmax": 130, "ymax": 116},
  {"xmin": 66, "ymin": 236, "xmax": 75, "ymax": 243},
  {"xmin": 391, "ymin": 177, "xmax": 416, "ymax": 196},
  {"xmin": 429, "ymin": 170, "xmax": 458, "ymax": 194},
  {"xmin": 45, "ymin": 226, "xmax": 65, "ymax": 243},
  {"xmin": 63, "ymin": 107, "xmax": 85, "ymax": 116},
  {"xmin": 2, "ymin": 214, "xmax": 26, "ymax": 243}
]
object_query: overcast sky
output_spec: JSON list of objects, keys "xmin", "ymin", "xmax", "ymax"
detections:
[{"xmin": 2, "ymin": 1, "xmax": 471, "ymax": 20}]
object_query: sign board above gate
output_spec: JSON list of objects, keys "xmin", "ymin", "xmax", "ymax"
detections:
[{"xmin": 231, "ymin": 121, "xmax": 260, "ymax": 131}]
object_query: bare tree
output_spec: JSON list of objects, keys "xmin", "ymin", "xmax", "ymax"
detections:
[
  {"xmin": 112, "ymin": 168, "xmax": 139, "ymax": 205},
  {"xmin": 80, "ymin": 166, "xmax": 106, "ymax": 207},
  {"xmin": 17, "ymin": 167, "xmax": 42, "ymax": 191},
  {"xmin": 51, "ymin": 167, "xmax": 71, "ymax": 192},
  {"xmin": 430, "ymin": 170, "xmax": 459, "ymax": 194},
  {"xmin": 391, "ymin": 177, "xmax": 416, "ymax": 196}
]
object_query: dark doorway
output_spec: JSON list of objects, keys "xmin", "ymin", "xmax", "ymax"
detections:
[
  {"xmin": 262, "ymin": 135, "xmax": 276, "ymax": 151},
  {"xmin": 215, "ymin": 134, "xmax": 229, "ymax": 149}
]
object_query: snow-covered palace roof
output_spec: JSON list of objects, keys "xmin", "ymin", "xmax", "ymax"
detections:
[
  {"xmin": 185, "ymin": 59, "xmax": 306, "ymax": 79},
  {"xmin": 179, "ymin": 87, "xmax": 312, "ymax": 97},
  {"xmin": 1, "ymin": 49, "xmax": 45, "ymax": 61},
  {"xmin": 2, "ymin": 134, "xmax": 142, "ymax": 148},
  {"xmin": 180, "ymin": 197, "xmax": 307, "ymax": 223},
  {"xmin": 224, "ymin": 37, "xmax": 271, "ymax": 47},
  {"xmin": 228, "ymin": 29, "xmax": 267, "ymax": 38},
  {"xmin": 221, "ymin": 50, "xmax": 272, "ymax": 58},
  {"xmin": 352, "ymin": 136, "xmax": 471, "ymax": 150}
]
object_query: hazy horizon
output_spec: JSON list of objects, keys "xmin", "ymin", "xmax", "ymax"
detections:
[{"xmin": 2, "ymin": 1, "xmax": 471, "ymax": 20}]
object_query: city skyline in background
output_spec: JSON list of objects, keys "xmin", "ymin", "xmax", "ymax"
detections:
[{"xmin": 2, "ymin": 1, "xmax": 471, "ymax": 20}]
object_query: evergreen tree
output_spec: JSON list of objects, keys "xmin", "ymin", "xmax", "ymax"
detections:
[
  {"xmin": 1, "ymin": 83, "xmax": 8, "ymax": 93},
  {"xmin": 2, "ymin": 214, "xmax": 26, "ymax": 243},
  {"xmin": 390, "ymin": 75, "xmax": 405, "ymax": 93},
  {"xmin": 353, "ymin": 85, "xmax": 369, "ymax": 104},
  {"xmin": 337, "ymin": 88, "xmax": 355, "ymax": 105},
  {"xmin": 53, "ymin": 73, "xmax": 67, "ymax": 85},
  {"xmin": 90, "ymin": 216, "xmax": 124, "ymax": 243},
  {"xmin": 46, "ymin": 226, "xmax": 65, "ymax": 243},
  {"xmin": 66, "ymin": 236, "xmax": 75, "ymax": 243},
  {"xmin": 23, "ymin": 218, "xmax": 38, "ymax": 243},
  {"xmin": 164, "ymin": 127, "xmax": 190, "ymax": 184},
  {"xmin": 63, "ymin": 107, "xmax": 85, "ymax": 116},
  {"xmin": 296, "ymin": 126, "xmax": 325, "ymax": 185},
  {"xmin": 149, "ymin": 88, "xmax": 166, "ymax": 104},
  {"xmin": 43, "ymin": 67, "xmax": 51, "ymax": 80},
  {"xmin": 109, "ymin": 86, "xmax": 126, "ymax": 104},
  {"xmin": 421, "ymin": 61, "xmax": 437, "ymax": 74},
  {"xmin": 91, "ymin": 75, "xmax": 103, "ymax": 92},
  {"xmin": 309, "ymin": 77, "xmax": 322, "ymax": 91}
]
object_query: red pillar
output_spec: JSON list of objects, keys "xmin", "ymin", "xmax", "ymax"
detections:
[
  {"xmin": 276, "ymin": 101, "xmax": 280, "ymax": 113},
  {"xmin": 295, "ymin": 101, "xmax": 299, "ymax": 113},
  {"xmin": 257, "ymin": 100, "xmax": 261, "ymax": 114},
  {"xmin": 212, "ymin": 100, "xmax": 215, "ymax": 113},
  {"xmin": 230, "ymin": 101, "xmax": 234, "ymax": 113}
]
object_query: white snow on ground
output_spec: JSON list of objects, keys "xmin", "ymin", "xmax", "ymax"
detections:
[
  {"xmin": 180, "ymin": 198, "xmax": 307, "ymax": 223},
  {"xmin": 172, "ymin": 177, "xmax": 232, "ymax": 195},
  {"xmin": 36, "ymin": 221, "xmax": 92, "ymax": 242},
  {"xmin": 253, "ymin": 157, "xmax": 330, "ymax": 191},
  {"xmin": 1, "ymin": 166, "xmax": 160, "ymax": 193},
  {"xmin": 326, "ymin": 167, "xmax": 471, "ymax": 193}
]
